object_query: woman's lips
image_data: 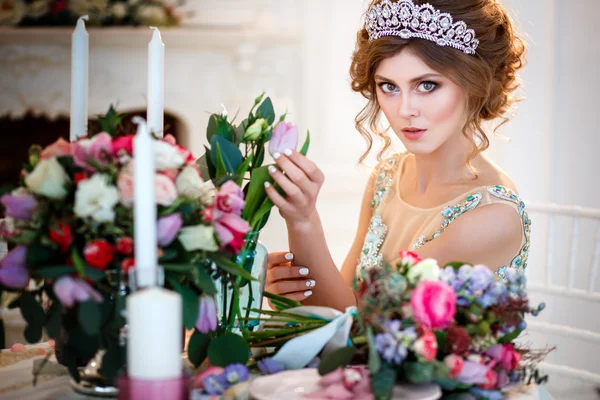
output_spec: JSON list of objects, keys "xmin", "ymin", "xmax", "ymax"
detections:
[{"xmin": 402, "ymin": 128, "xmax": 426, "ymax": 141}]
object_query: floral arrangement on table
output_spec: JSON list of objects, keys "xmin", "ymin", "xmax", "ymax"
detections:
[
  {"xmin": 242, "ymin": 251, "xmax": 549, "ymax": 400},
  {"xmin": 0, "ymin": 0, "xmax": 186, "ymax": 27},
  {"xmin": 0, "ymin": 94, "xmax": 308, "ymax": 386}
]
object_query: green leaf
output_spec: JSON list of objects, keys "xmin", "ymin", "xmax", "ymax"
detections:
[
  {"xmin": 26, "ymin": 240, "xmax": 57, "ymax": 267},
  {"xmin": 299, "ymin": 130, "xmax": 311, "ymax": 156},
  {"xmin": 207, "ymin": 333, "xmax": 250, "ymax": 367},
  {"xmin": 19, "ymin": 292, "xmax": 45, "ymax": 343},
  {"xmin": 256, "ymin": 97, "xmax": 275, "ymax": 125},
  {"xmin": 249, "ymin": 197, "xmax": 274, "ymax": 230},
  {"xmin": 372, "ymin": 366, "xmax": 396, "ymax": 400},
  {"xmin": 402, "ymin": 362, "xmax": 434, "ymax": 384},
  {"xmin": 216, "ymin": 117, "xmax": 235, "ymax": 141},
  {"xmin": 197, "ymin": 146, "xmax": 215, "ymax": 180},
  {"xmin": 192, "ymin": 263, "xmax": 217, "ymax": 296},
  {"xmin": 78, "ymin": 300, "xmax": 101, "ymax": 335},
  {"xmin": 234, "ymin": 119, "xmax": 249, "ymax": 144},
  {"xmin": 432, "ymin": 359, "xmax": 450, "ymax": 379},
  {"xmin": 84, "ymin": 266, "xmax": 106, "ymax": 280},
  {"xmin": 434, "ymin": 330, "xmax": 447, "ymax": 354},
  {"xmin": 211, "ymin": 135, "xmax": 243, "ymax": 174},
  {"xmin": 169, "ymin": 278, "xmax": 199, "ymax": 330},
  {"xmin": 445, "ymin": 261, "xmax": 470, "ymax": 270},
  {"xmin": 209, "ymin": 254, "xmax": 255, "ymax": 282},
  {"xmin": 318, "ymin": 346, "xmax": 357, "ymax": 375},
  {"xmin": 164, "ymin": 263, "xmax": 195, "ymax": 273},
  {"xmin": 45, "ymin": 303, "xmax": 62, "ymax": 339},
  {"xmin": 71, "ymin": 247, "xmax": 87, "ymax": 277},
  {"xmin": 262, "ymin": 291, "xmax": 301, "ymax": 309},
  {"xmin": 188, "ymin": 329, "xmax": 211, "ymax": 368},
  {"xmin": 499, "ymin": 327, "xmax": 523, "ymax": 344},
  {"xmin": 366, "ymin": 326, "xmax": 382, "ymax": 374},
  {"xmin": 36, "ymin": 266, "xmax": 76, "ymax": 279},
  {"xmin": 206, "ymin": 114, "xmax": 219, "ymax": 142},
  {"xmin": 100, "ymin": 338, "xmax": 126, "ymax": 385},
  {"xmin": 235, "ymin": 155, "xmax": 253, "ymax": 186},
  {"xmin": 214, "ymin": 141, "xmax": 229, "ymax": 178},
  {"xmin": 243, "ymin": 166, "xmax": 272, "ymax": 221}
]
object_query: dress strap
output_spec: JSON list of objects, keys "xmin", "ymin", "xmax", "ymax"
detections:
[{"xmin": 370, "ymin": 154, "xmax": 403, "ymax": 210}]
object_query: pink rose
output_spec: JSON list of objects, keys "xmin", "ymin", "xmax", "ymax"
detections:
[
  {"xmin": 112, "ymin": 135, "xmax": 134, "ymax": 155},
  {"xmin": 215, "ymin": 181, "xmax": 245, "ymax": 215},
  {"xmin": 269, "ymin": 122, "xmax": 298, "ymax": 156},
  {"xmin": 485, "ymin": 344, "xmax": 521, "ymax": 371},
  {"xmin": 444, "ymin": 354, "xmax": 464, "ymax": 379},
  {"xmin": 413, "ymin": 331, "xmax": 438, "ymax": 361},
  {"xmin": 155, "ymin": 174, "xmax": 178, "ymax": 206},
  {"xmin": 213, "ymin": 212, "xmax": 251, "ymax": 254},
  {"xmin": 398, "ymin": 250, "xmax": 422, "ymax": 267},
  {"xmin": 480, "ymin": 368, "xmax": 499, "ymax": 390},
  {"xmin": 117, "ymin": 162, "xmax": 134, "ymax": 206},
  {"xmin": 73, "ymin": 132, "xmax": 114, "ymax": 169},
  {"xmin": 41, "ymin": 138, "xmax": 71, "ymax": 159},
  {"xmin": 411, "ymin": 280, "xmax": 456, "ymax": 330}
]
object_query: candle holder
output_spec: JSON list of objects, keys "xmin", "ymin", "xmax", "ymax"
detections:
[
  {"xmin": 128, "ymin": 266, "xmax": 165, "ymax": 292},
  {"xmin": 117, "ymin": 372, "xmax": 190, "ymax": 400}
]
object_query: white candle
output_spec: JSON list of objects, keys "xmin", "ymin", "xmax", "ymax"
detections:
[
  {"xmin": 147, "ymin": 27, "xmax": 165, "ymax": 138},
  {"xmin": 70, "ymin": 15, "xmax": 89, "ymax": 142},
  {"xmin": 132, "ymin": 117, "xmax": 157, "ymax": 288},
  {"xmin": 126, "ymin": 288, "xmax": 182, "ymax": 379}
]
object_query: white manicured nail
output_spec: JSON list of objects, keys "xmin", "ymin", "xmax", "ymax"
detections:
[
  {"xmin": 306, "ymin": 280, "xmax": 316, "ymax": 287},
  {"xmin": 298, "ymin": 267, "xmax": 309, "ymax": 276},
  {"xmin": 268, "ymin": 165, "xmax": 277, "ymax": 174},
  {"xmin": 283, "ymin": 148, "xmax": 293, "ymax": 157},
  {"xmin": 285, "ymin": 253, "xmax": 294, "ymax": 261},
  {"xmin": 304, "ymin": 290, "xmax": 313, "ymax": 297},
  {"xmin": 264, "ymin": 181, "xmax": 271, "ymax": 188},
  {"xmin": 273, "ymin": 152, "xmax": 281, "ymax": 160}
]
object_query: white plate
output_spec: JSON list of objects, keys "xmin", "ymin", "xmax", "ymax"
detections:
[{"xmin": 248, "ymin": 368, "xmax": 442, "ymax": 400}]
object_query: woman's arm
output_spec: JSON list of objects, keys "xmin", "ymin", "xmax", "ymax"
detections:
[{"xmin": 264, "ymin": 150, "xmax": 376, "ymax": 310}]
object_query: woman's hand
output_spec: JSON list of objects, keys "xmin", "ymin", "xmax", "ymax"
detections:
[
  {"xmin": 265, "ymin": 252, "xmax": 315, "ymax": 306},
  {"xmin": 264, "ymin": 150, "xmax": 324, "ymax": 228}
]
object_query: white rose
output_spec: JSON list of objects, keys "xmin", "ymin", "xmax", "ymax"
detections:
[
  {"xmin": 176, "ymin": 166, "xmax": 213, "ymax": 203},
  {"xmin": 178, "ymin": 225, "xmax": 218, "ymax": 252},
  {"xmin": 25, "ymin": 158, "xmax": 70, "ymax": 199},
  {"xmin": 407, "ymin": 258, "xmax": 440, "ymax": 284},
  {"xmin": 74, "ymin": 174, "xmax": 119, "ymax": 222},
  {"xmin": 153, "ymin": 140, "xmax": 185, "ymax": 171},
  {"xmin": 0, "ymin": 0, "xmax": 26, "ymax": 26}
]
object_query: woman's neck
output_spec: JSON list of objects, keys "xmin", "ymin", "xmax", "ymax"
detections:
[{"xmin": 411, "ymin": 135, "xmax": 478, "ymax": 194}]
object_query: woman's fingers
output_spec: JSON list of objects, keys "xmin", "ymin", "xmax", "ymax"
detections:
[
  {"xmin": 279, "ymin": 150, "xmax": 324, "ymax": 185},
  {"xmin": 267, "ymin": 252, "xmax": 295, "ymax": 268},
  {"xmin": 267, "ymin": 265, "xmax": 310, "ymax": 282},
  {"xmin": 265, "ymin": 278, "xmax": 316, "ymax": 295}
]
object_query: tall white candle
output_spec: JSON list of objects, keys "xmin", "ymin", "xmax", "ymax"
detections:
[
  {"xmin": 126, "ymin": 288, "xmax": 182, "ymax": 379},
  {"xmin": 147, "ymin": 27, "xmax": 165, "ymax": 138},
  {"xmin": 70, "ymin": 15, "xmax": 89, "ymax": 142},
  {"xmin": 132, "ymin": 117, "xmax": 157, "ymax": 288}
]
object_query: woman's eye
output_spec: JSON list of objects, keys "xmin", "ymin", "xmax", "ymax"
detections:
[
  {"xmin": 417, "ymin": 81, "xmax": 437, "ymax": 92},
  {"xmin": 378, "ymin": 82, "xmax": 398, "ymax": 93}
]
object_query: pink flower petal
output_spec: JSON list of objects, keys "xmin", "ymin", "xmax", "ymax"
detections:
[
  {"xmin": 10, "ymin": 343, "xmax": 26, "ymax": 352},
  {"xmin": 318, "ymin": 367, "xmax": 345, "ymax": 386}
]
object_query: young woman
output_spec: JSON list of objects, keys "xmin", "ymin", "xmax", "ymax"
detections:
[{"xmin": 263, "ymin": 0, "xmax": 529, "ymax": 311}]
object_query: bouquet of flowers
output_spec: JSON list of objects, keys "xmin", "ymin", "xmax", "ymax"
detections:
[
  {"xmin": 0, "ymin": 105, "xmax": 255, "ymax": 384},
  {"xmin": 247, "ymin": 251, "xmax": 549, "ymax": 400},
  {"xmin": 0, "ymin": 0, "xmax": 185, "ymax": 28}
]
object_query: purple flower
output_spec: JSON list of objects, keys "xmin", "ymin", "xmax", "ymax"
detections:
[
  {"xmin": 0, "ymin": 246, "xmax": 29, "ymax": 289},
  {"xmin": 196, "ymin": 295, "xmax": 218, "ymax": 333},
  {"xmin": 203, "ymin": 373, "xmax": 228, "ymax": 395},
  {"xmin": 457, "ymin": 265, "xmax": 473, "ymax": 282},
  {"xmin": 223, "ymin": 363, "xmax": 249, "ymax": 384},
  {"xmin": 469, "ymin": 265, "xmax": 494, "ymax": 291},
  {"xmin": 53, "ymin": 276, "xmax": 103, "ymax": 308},
  {"xmin": 156, "ymin": 213, "xmax": 183, "ymax": 246},
  {"xmin": 456, "ymin": 360, "xmax": 488, "ymax": 385},
  {"xmin": 268, "ymin": 122, "xmax": 298, "ymax": 156},
  {"xmin": 374, "ymin": 319, "xmax": 416, "ymax": 365},
  {"xmin": 470, "ymin": 388, "xmax": 504, "ymax": 400},
  {"xmin": 258, "ymin": 357, "xmax": 286, "ymax": 375},
  {"xmin": 1, "ymin": 191, "xmax": 38, "ymax": 220},
  {"xmin": 476, "ymin": 291, "xmax": 498, "ymax": 308}
]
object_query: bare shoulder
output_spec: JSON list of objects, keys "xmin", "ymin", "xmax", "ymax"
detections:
[{"xmin": 472, "ymin": 154, "xmax": 519, "ymax": 192}]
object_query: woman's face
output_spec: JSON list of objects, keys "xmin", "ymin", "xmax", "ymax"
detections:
[{"xmin": 374, "ymin": 49, "xmax": 469, "ymax": 155}]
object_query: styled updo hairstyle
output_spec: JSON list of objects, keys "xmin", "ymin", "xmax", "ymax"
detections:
[{"xmin": 350, "ymin": 0, "xmax": 527, "ymax": 164}]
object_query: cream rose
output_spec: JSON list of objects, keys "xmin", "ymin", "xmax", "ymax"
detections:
[
  {"xmin": 25, "ymin": 158, "xmax": 70, "ymax": 199},
  {"xmin": 153, "ymin": 140, "xmax": 185, "ymax": 171},
  {"xmin": 407, "ymin": 258, "xmax": 441, "ymax": 284},
  {"xmin": 178, "ymin": 225, "xmax": 218, "ymax": 252},
  {"xmin": 155, "ymin": 174, "xmax": 178, "ymax": 206},
  {"xmin": 176, "ymin": 165, "xmax": 213, "ymax": 203}
]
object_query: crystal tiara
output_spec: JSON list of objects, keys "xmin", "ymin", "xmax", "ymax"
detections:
[{"xmin": 365, "ymin": 0, "xmax": 479, "ymax": 55}]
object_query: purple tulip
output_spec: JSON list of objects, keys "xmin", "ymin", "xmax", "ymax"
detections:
[
  {"xmin": 456, "ymin": 360, "xmax": 488, "ymax": 385},
  {"xmin": 157, "ymin": 213, "xmax": 183, "ymax": 246},
  {"xmin": 53, "ymin": 276, "xmax": 103, "ymax": 308},
  {"xmin": 1, "ymin": 191, "xmax": 38, "ymax": 220},
  {"xmin": 0, "ymin": 246, "xmax": 29, "ymax": 289},
  {"xmin": 258, "ymin": 357, "xmax": 286, "ymax": 375},
  {"xmin": 269, "ymin": 122, "xmax": 298, "ymax": 156},
  {"xmin": 196, "ymin": 295, "xmax": 218, "ymax": 333}
]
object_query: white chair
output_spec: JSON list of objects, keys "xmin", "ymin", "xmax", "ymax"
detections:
[{"xmin": 523, "ymin": 202, "xmax": 600, "ymax": 399}]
